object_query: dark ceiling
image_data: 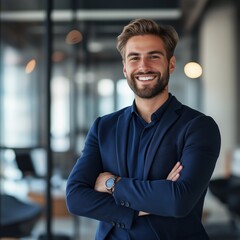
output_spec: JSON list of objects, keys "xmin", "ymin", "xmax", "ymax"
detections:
[
  {"xmin": 1, "ymin": 0, "xmax": 180, "ymax": 10},
  {"xmin": 0, "ymin": 0, "xmax": 209, "ymax": 62}
]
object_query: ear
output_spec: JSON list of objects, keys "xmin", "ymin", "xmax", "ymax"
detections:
[
  {"xmin": 122, "ymin": 60, "xmax": 127, "ymax": 78},
  {"xmin": 169, "ymin": 56, "xmax": 176, "ymax": 74}
]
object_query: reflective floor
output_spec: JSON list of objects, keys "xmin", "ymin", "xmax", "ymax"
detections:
[
  {"xmin": 19, "ymin": 192, "xmax": 240, "ymax": 240},
  {"xmin": 21, "ymin": 216, "xmax": 98, "ymax": 240}
]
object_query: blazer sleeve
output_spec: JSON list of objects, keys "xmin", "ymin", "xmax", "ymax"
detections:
[
  {"xmin": 113, "ymin": 115, "xmax": 221, "ymax": 217},
  {"xmin": 66, "ymin": 117, "xmax": 136, "ymax": 229}
]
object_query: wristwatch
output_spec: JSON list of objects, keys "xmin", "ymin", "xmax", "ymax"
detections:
[{"xmin": 105, "ymin": 176, "xmax": 117, "ymax": 193}]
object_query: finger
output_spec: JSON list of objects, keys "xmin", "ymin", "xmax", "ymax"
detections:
[
  {"xmin": 139, "ymin": 211, "xmax": 150, "ymax": 216},
  {"xmin": 167, "ymin": 165, "xmax": 183, "ymax": 180},
  {"xmin": 169, "ymin": 162, "xmax": 181, "ymax": 175},
  {"xmin": 171, "ymin": 173, "xmax": 180, "ymax": 181},
  {"xmin": 172, "ymin": 165, "xmax": 183, "ymax": 177},
  {"xmin": 167, "ymin": 162, "xmax": 180, "ymax": 178}
]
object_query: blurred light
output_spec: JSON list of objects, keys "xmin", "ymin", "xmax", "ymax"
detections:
[
  {"xmin": 184, "ymin": 62, "xmax": 203, "ymax": 79},
  {"xmin": 65, "ymin": 30, "xmax": 82, "ymax": 45},
  {"xmin": 88, "ymin": 42, "xmax": 104, "ymax": 53},
  {"xmin": 117, "ymin": 79, "xmax": 131, "ymax": 94},
  {"xmin": 4, "ymin": 47, "xmax": 21, "ymax": 65},
  {"xmin": 1, "ymin": 9, "xmax": 182, "ymax": 22},
  {"xmin": 117, "ymin": 79, "xmax": 134, "ymax": 109},
  {"xmin": 52, "ymin": 51, "xmax": 65, "ymax": 62},
  {"xmin": 3, "ymin": 149, "xmax": 15, "ymax": 163},
  {"xmin": 98, "ymin": 79, "xmax": 114, "ymax": 97},
  {"xmin": 25, "ymin": 59, "xmax": 36, "ymax": 74}
]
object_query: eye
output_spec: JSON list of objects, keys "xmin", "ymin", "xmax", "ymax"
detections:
[
  {"xmin": 129, "ymin": 56, "xmax": 139, "ymax": 61},
  {"xmin": 150, "ymin": 55, "xmax": 160, "ymax": 59}
]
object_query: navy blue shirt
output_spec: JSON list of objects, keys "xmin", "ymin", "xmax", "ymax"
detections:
[
  {"xmin": 127, "ymin": 94, "xmax": 173, "ymax": 180},
  {"xmin": 109, "ymin": 94, "xmax": 173, "ymax": 239}
]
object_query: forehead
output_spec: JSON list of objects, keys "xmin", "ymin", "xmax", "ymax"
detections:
[{"xmin": 125, "ymin": 34, "xmax": 166, "ymax": 55}]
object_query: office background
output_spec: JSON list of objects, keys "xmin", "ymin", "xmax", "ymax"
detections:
[{"xmin": 1, "ymin": 0, "xmax": 240, "ymax": 239}]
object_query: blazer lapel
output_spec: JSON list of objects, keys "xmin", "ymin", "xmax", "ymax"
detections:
[
  {"xmin": 143, "ymin": 98, "xmax": 182, "ymax": 179},
  {"xmin": 116, "ymin": 107, "xmax": 132, "ymax": 177}
]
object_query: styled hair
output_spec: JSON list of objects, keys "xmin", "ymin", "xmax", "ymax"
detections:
[{"xmin": 117, "ymin": 18, "xmax": 179, "ymax": 61}]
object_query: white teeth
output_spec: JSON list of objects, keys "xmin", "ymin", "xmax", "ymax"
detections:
[{"xmin": 138, "ymin": 76, "xmax": 154, "ymax": 81}]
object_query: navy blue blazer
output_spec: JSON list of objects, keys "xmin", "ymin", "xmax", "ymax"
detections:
[{"xmin": 66, "ymin": 96, "xmax": 221, "ymax": 240}]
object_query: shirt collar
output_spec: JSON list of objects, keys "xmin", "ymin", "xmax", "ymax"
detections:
[
  {"xmin": 152, "ymin": 93, "xmax": 173, "ymax": 121},
  {"xmin": 131, "ymin": 93, "xmax": 173, "ymax": 122}
]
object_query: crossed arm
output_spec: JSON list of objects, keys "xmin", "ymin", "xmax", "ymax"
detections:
[
  {"xmin": 66, "ymin": 115, "xmax": 220, "ymax": 227},
  {"xmin": 94, "ymin": 161, "xmax": 183, "ymax": 216}
]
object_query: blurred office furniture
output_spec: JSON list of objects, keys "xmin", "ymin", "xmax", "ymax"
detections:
[
  {"xmin": 1, "ymin": 147, "xmax": 73, "ymax": 239},
  {"xmin": 209, "ymin": 148, "xmax": 240, "ymax": 208},
  {"xmin": 14, "ymin": 148, "xmax": 47, "ymax": 179},
  {"xmin": 208, "ymin": 177, "xmax": 240, "ymax": 239},
  {"xmin": 0, "ymin": 194, "xmax": 43, "ymax": 238},
  {"xmin": 27, "ymin": 180, "xmax": 70, "ymax": 219},
  {"xmin": 13, "ymin": 148, "xmax": 70, "ymax": 218},
  {"xmin": 226, "ymin": 185, "xmax": 240, "ymax": 228},
  {"xmin": 209, "ymin": 175, "xmax": 240, "ymax": 206},
  {"xmin": 207, "ymin": 148, "xmax": 240, "ymax": 239},
  {"xmin": 13, "ymin": 149, "xmax": 72, "ymax": 239},
  {"xmin": 14, "ymin": 150, "xmax": 38, "ymax": 178}
]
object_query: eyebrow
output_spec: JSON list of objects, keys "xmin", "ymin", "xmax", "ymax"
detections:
[
  {"xmin": 126, "ymin": 50, "xmax": 165, "ymax": 59},
  {"xmin": 126, "ymin": 52, "xmax": 139, "ymax": 59},
  {"xmin": 148, "ymin": 51, "xmax": 165, "ymax": 56}
]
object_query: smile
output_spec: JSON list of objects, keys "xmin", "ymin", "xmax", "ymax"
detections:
[{"xmin": 136, "ymin": 75, "xmax": 156, "ymax": 81}]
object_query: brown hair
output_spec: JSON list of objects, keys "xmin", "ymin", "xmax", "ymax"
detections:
[{"xmin": 117, "ymin": 18, "xmax": 179, "ymax": 61}]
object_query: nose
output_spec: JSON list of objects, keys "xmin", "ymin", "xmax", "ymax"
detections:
[{"xmin": 138, "ymin": 57, "xmax": 150, "ymax": 72}]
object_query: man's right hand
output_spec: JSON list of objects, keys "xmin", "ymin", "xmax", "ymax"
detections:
[{"xmin": 167, "ymin": 161, "xmax": 183, "ymax": 181}]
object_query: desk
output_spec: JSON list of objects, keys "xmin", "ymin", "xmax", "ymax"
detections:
[
  {"xmin": 26, "ymin": 178, "xmax": 70, "ymax": 218},
  {"xmin": 1, "ymin": 178, "xmax": 70, "ymax": 218},
  {"xmin": 1, "ymin": 177, "xmax": 74, "ymax": 239},
  {"xmin": 28, "ymin": 190, "xmax": 70, "ymax": 218}
]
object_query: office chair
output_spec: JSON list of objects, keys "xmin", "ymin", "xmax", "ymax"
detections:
[
  {"xmin": 0, "ymin": 194, "xmax": 43, "ymax": 238},
  {"xmin": 209, "ymin": 175, "xmax": 240, "ymax": 204},
  {"xmin": 14, "ymin": 150, "xmax": 38, "ymax": 178},
  {"xmin": 207, "ymin": 176, "xmax": 240, "ymax": 239},
  {"xmin": 226, "ymin": 185, "xmax": 240, "ymax": 230}
]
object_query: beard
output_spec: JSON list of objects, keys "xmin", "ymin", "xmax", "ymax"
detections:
[{"xmin": 126, "ymin": 69, "xmax": 170, "ymax": 99}]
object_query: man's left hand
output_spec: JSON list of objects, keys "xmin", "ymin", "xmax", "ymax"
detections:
[{"xmin": 94, "ymin": 172, "xmax": 117, "ymax": 193}]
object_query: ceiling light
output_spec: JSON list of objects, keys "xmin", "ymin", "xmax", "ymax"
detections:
[
  {"xmin": 65, "ymin": 30, "xmax": 82, "ymax": 45},
  {"xmin": 25, "ymin": 59, "xmax": 36, "ymax": 74},
  {"xmin": 184, "ymin": 62, "xmax": 202, "ymax": 79},
  {"xmin": 52, "ymin": 51, "xmax": 65, "ymax": 62}
]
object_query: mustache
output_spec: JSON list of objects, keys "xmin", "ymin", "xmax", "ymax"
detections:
[
  {"xmin": 134, "ymin": 71, "xmax": 158, "ymax": 75},
  {"xmin": 131, "ymin": 71, "xmax": 161, "ymax": 79}
]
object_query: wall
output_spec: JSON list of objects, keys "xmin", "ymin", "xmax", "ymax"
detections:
[{"xmin": 200, "ymin": 0, "xmax": 238, "ymax": 176}]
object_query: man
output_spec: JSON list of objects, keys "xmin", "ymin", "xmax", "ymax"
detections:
[{"xmin": 66, "ymin": 19, "xmax": 221, "ymax": 240}]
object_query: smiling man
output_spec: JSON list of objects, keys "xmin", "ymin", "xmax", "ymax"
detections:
[
  {"xmin": 66, "ymin": 19, "xmax": 221, "ymax": 240},
  {"xmin": 124, "ymin": 35, "xmax": 172, "ymax": 98}
]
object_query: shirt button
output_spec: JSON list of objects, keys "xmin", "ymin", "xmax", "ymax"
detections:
[
  {"xmin": 125, "ymin": 202, "xmax": 130, "ymax": 207},
  {"xmin": 116, "ymin": 223, "xmax": 121, "ymax": 228},
  {"xmin": 111, "ymin": 221, "xmax": 116, "ymax": 226},
  {"xmin": 120, "ymin": 200, "xmax": 125, "ymax": 206},
  {"xmin": 121, "ymin": 223, "xmax": 125, "ymax": 229}
]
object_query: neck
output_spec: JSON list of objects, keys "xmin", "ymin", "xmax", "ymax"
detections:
[{"xmin": 135, "ymin": 91, "xmax": 169, "ymax": 123}]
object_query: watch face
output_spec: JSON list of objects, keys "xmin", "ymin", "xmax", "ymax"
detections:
[{"xmin": 106, "ymin": 177, "xmax": 115, "ymax": 189}]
